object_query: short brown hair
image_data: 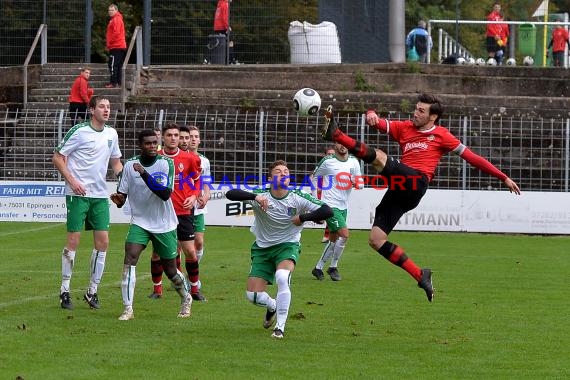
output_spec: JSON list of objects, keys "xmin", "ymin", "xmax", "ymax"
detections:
[{"xmin": 269, "ymin": 160, "xmax": 288, "ymax": 173}]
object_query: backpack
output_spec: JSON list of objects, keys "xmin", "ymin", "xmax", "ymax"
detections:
[{"xmin": 414, "ymin": 34, "xmax": 428, "ymax": 55}]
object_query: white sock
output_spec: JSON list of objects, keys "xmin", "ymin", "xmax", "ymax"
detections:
[
  {"xmin": 88, "ymin": 249, "xmax": 106, "ymax": 295},
  {"xmin": 316, "ymin": 241, "xmax": 335, "ymax": 270},
  {"xmin": 196, "ymin": 248, "xmax": 204, "ymax": 263},
  {"xmin": 274, "ymin": 269, "xmax": 291, "ymax": 332},
  {"xmin": 246, "ymin": 291, "xmax": 276, "ymax": 311},
  {"xmin": 330, "ymin": 237, "xmax": 347, "ymax": 268},
  {"xmin": 121, "ymin": 264, "xmax": 136, "ymax": 307},
  {"xmin": 60, "ymin": 248, "xmax": 75, "ymax": 293}
]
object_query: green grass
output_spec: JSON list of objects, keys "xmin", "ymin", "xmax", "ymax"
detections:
[{"xmin": 1, "ymin": 223, "xmax": 569, "ymax": 379}]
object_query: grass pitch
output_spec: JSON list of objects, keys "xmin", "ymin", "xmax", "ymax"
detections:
[{"xmin": 1, "ymin": 223, "xmax": 569, "ymax": 379}]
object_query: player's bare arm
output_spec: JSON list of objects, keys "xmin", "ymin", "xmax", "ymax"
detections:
[
  {"xmin": 110, "ymin": 157, "xmax": 123, "ymax": 177},
  {"xmin": 52, "ymin": 152, "xmax": 86, "ymax": 196}
]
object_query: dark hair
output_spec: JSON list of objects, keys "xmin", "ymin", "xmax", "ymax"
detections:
[
  {"xmin": 162, "ymin": 122, "xmax": 179, "ymax": 134},
  {"xmin": 418, "ymin": 93, "xmax": 443, "ymax": 123},
  {"xmin": 138, "ymin": 129, "xmax": 157, "ymax": 145},
  {"xmin": 269, "ymin": 160, "xmax": 287, "ymax": 173},
  {"xmin": 88, "ymin": 95, "xmax": 109, "ymax": 109},
  {"xmin": 179, "ymin": 125, "xmax": 190, "ymax": 133}
]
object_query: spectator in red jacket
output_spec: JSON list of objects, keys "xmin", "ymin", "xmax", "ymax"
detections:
[
  {"xmin": 486, "ymin": 2, "xmax": 503, "ymax": 62},
  {"xmin": 548, "ymin": 18, "xmax": 570, "ymax": 67},
  {"xmin": 213, "ymin": 0, "xmax": 236, "ymax": 64},
  {"xmin": 106, "ymin": 4, "xmax": 127, "ymax": 88},
  {"xmin": 68, "ymin": 67, "xmax": 94, "ymax": 125}
]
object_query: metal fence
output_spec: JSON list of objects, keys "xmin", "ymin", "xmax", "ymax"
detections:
[{"xmin": 1, "ymin": 108, "xmax": 568, "ymax": 192}]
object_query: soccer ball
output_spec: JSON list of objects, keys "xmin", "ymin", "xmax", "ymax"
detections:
[
  {"xmin": 475, "ymin": 58, "xmax": 486, "ymax": 66},
  {"xmin": 293, "ymin": 88, "xmax": 321, "ymax": 116},
  {"xmin": 456, "ymin": 57, "xmax": 466, "ymax": 65},
  {"xmin": 466, "ymin": 57, "xmax": 476, "ymax": 65},
  {"xmin": 523, "ymin": 56, "xmax": 534, "ymax": 66},
  {"xmin": 506, "ymin": 58, "xmax": 516, "ymax": 66},
  {"xmin": 487, "ymin": 58, "xmax": 497, "ymax": 66}
]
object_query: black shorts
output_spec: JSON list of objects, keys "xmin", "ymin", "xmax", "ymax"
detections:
[
  {"xmin": 372, "ymin": 156, "xmax": 429, "ymax": 234},
  {"xmin": 176, "ymin": 214, "xmax": 195, "ymax": 241},
  {"xmin": 486, "ymin": 36, "xmax": 500, "ymax": 53}
]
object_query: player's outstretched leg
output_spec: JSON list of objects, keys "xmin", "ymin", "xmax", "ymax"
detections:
[
  {"xmin": 320, "ymin": 106, "xmax": 377, "ymax": 164},
  {"xmin": 418, "ymin": 268, "xmax": 434, "ymax": 302}
]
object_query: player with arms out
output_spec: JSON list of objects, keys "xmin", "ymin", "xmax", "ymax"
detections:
[
  {"xmin": 148, "ymin": 123, "xmax": 206, "ymax": 301},
  {"xmin": 52, "ymin": 95, "xmax": 123, "ymax": 310},
  {"xmin": 110, "ymin": 130, "xmax": 192, "ymax": 320},
  {"xmin": 311, "ymin": 142, "xmax": 363, "ymax": 281},
  {"xmin": 319, "ymin": 94, "xmax": 520, "ymax": 302},
  {"xmin": 226, "ymin": 160, "xmax": 333, "ymax": 339}
]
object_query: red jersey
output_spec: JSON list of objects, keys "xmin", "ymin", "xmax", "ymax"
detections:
[
  {"xmin": 158, "ymin": 148, "xmax": 201, "ymax": 215},
  {"xmin": 385, "ymin": 120, "xmax": 462, "ymax": 181},
  {"xmin": 106, "ymin": 11, "xmax": 127, "ymax": 50},
  {"xmin": 68, "ymin": 75, "xmax": 93, "ymax": 104},
  {"xmin": 550, "ymin": 27, "xmax": 569, "ymax": 53}
]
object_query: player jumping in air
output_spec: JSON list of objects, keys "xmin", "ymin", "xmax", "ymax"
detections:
[{"xmin": 319, "ymin": 93, "xmax": 520, "ymax": 301}]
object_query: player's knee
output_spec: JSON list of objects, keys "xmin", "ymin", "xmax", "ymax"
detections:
[{"xmin": 275, "ymin": 269, "xmax": 290, "ymax": 289}]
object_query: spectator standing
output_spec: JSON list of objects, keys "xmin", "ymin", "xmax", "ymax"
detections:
[
  {"xmin": 68, "ymin": 67, "xmax": 94, "ymax": 125},
  {"xmin": 106, "ymin": 3, "xmax": 127, "ymax": 88},
  {"xmin": 406, "ymin": 20, "xmax": 432, "ymax": 63},
  {"xmin": 548, "ymin": 18, "xmax": 569, "ymax": 67},
  {"xmin": 486, "ymin": 2, "xmax": 503, "ymax": 62},
  {"xmin": 214, "ymin": 0, "xmax": 236, "ymax": 64}
]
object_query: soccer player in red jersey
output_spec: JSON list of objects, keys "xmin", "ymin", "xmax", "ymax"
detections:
[
  {"xmin": 320, "ymin": 93, "xmax": 520, "ymax": 302},
  {"xmin": 148, "ymin": 122, "xmax": 207, "ymax": 301}
]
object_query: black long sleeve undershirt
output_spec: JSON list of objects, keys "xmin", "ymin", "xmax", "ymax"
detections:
[
  {"xmin": 226, "ymin": 189, "xmax": 333, "ymax": 222},
  {"xmin": 226, "ymin": 189, "xmax": 256, "ymax": 201},
  {"xmin": 140, "ymin": 170, "xmax": 172, "ymax": 201},
  {"xmin": 299, "ymin": 204, "xmax": 333, "ymax": 223}
]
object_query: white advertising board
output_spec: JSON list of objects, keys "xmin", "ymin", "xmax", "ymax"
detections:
[{"xmin": 1, "ymin": 181, "xmax": 569, "ymax": 235}]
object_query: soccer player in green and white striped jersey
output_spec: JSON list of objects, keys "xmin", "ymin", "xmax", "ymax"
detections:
[
  {"xmin": 111, "ymin": 130, "xmax": 192, "ymax": 320},
  {"xmin": 226, "ymin": 160, "xmax": 333, "ymax": 339},
  {"xmin": 311, "ymin": 142, "xmax": 363, "ymax": 282},
  {"xmin": 53, "ymin": 96, "xmax": 123, "ymax": 311}
]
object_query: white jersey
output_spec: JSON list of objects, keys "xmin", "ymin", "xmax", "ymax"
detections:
[
  {"xmin": 312, "ymin": 154, "xmax": 362, "ymax": 210},
  {"xmin": 246, "ymin": 189, "xmax": 324, "ymax": 248},
  {"xmin": 117, "ymin": 155, "xmax": 177, "ymax": 233},
  {"xmin": 56, "ymin": 122, "xmax": 121, "ymax": 198},
  {"xmin": 194, "ymin": 152, "xmax": 211, "ymax": 216}
]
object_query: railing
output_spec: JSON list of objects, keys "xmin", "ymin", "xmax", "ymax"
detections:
[
  {"xmin": 437, "ymin": 28, "xmax": 475, "ymax": 63},
  {"xmin": 23, "ymin": 24, "xmax": 48, "ymax": 107},
  {"xmin": 428, "ymin": 19, "xmax": 570, "ymax": 67},
  {"xmin": 121, "ymin": 25, "xmax": 143, "ymax": 112},
  {"xmin": 1, "ymin": 108, "xmax": 569, "ymax": 193}
]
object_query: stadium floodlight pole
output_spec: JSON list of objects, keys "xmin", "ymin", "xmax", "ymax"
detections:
[
  {"xmin": 455, "ymin": 0, "xmax": 460, "ymax": 55},
  {"xmin": 85, "ymin": 0, "xmax": 92, "ymax": 63},
  {"xmin": 143, "ymin": 0, "xmax": 151, "ymax": 67}
]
